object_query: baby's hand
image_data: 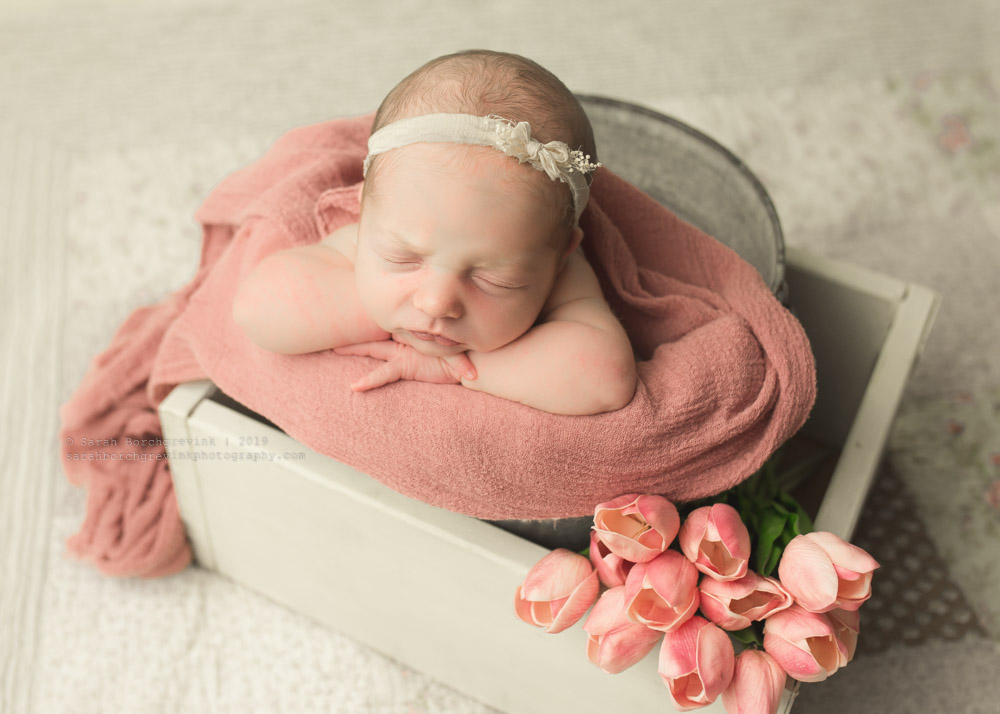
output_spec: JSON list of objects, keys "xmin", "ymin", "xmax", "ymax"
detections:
[{"xmin": 334, "ymin": 340, "xmax": 477, "ymax": 392}]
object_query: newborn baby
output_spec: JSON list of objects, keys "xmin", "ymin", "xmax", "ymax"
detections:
[{"xmin": 233, "ymin": 50, "xmax": 636, "ymax": 415}]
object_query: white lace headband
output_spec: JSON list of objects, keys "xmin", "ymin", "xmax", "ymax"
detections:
[{"xmin": 362, "ymin": 113, "xmax": 601, "ymax": 222}]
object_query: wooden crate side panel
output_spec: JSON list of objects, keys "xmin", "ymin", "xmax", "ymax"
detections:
[
  {"xmin": 814, "ymin": 282, "xmax": 940, "ymax": 538},
  {"xmin": 159, "ymin": 248, "xmax": 941, "ymax": 714},
  {"xmin": 785, "ymin": 248, "xmax": 902, "ymax": 447},
  {"xmin": 157, "ymin": 379, "xmax": 219, "ymax": 571},
  {"xmin": 183, "ymin": 400, "xmax": 791, "ymax": 713}
]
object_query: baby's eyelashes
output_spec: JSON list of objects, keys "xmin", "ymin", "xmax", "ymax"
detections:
[
  {"xmin": 471, "ymin": 274, "xmax": 524, "ymax": 292},
  {"xmin": 379, "ymin": 253, "xmax": 421, "ymax": 267},
  {"xmin": 378, "ymin": 253, "xmax": 524, "ymax": 293}
]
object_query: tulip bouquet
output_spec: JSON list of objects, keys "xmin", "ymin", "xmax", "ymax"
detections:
[{"xmin": 514, "ymin": 448, "xmax": 879, "ymax": 713}]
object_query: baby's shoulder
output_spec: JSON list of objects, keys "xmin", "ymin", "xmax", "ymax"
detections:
[
  {"xmin": 319, "ymin": 221, "xmax": 359, "ymax": 263},
  {"xmin": 540, "ymin": 248, "xmax": 604, "ymax": 317}
]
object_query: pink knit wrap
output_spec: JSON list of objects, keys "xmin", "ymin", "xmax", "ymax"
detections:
[{"xmin": 58, "ymin": 112, "xmax": 816, "ymax": 578}]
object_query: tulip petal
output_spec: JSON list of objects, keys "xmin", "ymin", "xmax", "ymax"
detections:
[
  {"xmin": 828, "ymin": 608, "xmax": 861, "ymax": 662},
  {"xmin": 595, "ymin": 624, "xmax": 663, "ymax": 673},
  {"xmin": 594, "ymin": 493, "xmax": 644, "ymax": 515},
  {"xmin": 514, "ymin": 586, "xmax": 536, "ymax": 626},
  {"xmin": 699, "ymin": 591, "xmax": 743, "ymax": 631},
  {"xmin": 762, "ymin": 629, "xmax": 823, "ymax": 682},
  {"xmin": 594, "ymin": 529, "xmax": 661, "ymax": 563},
  {"xmin": 584, "ymin": 587, "xmax": 662, "ymax": 673},
  {"xmin": 777, "ymin": 536, "xmax": 839, "ymax": 612},
  {"xmin": 583, "ymin": 586, "xmax": 629, "ymax": 636},
  {"xmin": 586, "ymin": 634, "xmax": 602, "ymax": 668},
  {"xmin": 666, "ymin": 675, "xmax": 707, "ymax": 711},
  {"xmin": 722, "ymin": 650, "xmax": 786, "ymax": 714},
  {"xmin": 763, "ymin": 606, "xmax": 845, "ymax": 683},
  {"xmin": 807, "ymin": 531, "xmax": 880, "ymax": 574},
  {"xmin": 764, "ymin": 604, "xmax": 836, "ymax": 641},
  {"xmin": 547, "ymin": 570, "xmax": 599, "ymax": 633},
  {"xmin": 521, "ymin": 548, "xmax": 594, "ymax": 601},
  {"xmin": 697, "ymin": 539, "xmax": 748, "ymax": 581},
  {"xmin": 658, "ymin": 615, "xmax": 704, "ymax": 678},
  {"xmin": 808, "ymin": 631, "xmax": 846, "ymax": 675},
  {"xmin": 626, "ymin": 553, "xmax": 700, "ymax": 632},
  {"xmin": 752, "ymin": 576, "xmax": 794, "ymax": 620},
  {"xmin": 695, "ymin": 621, "xmax": 736, "ymax": 701},
  {"xmin": 635, "ymin": 495, "xmax": 681, "ymax": 546},
  {"xmin": 678, "ymin": 507, "xmax": 710, "ymax": 562},
  {"xmin": 701, "ymin": 571, "xmax": 758, "ymax": 599},
  {"xmin": 600, "ymin": 509, "xmax": 652, "ymax": 540},
  {"xmin": 659, "ymin": 617, "xmax": 734, "ymax": 710},
  {"xmin": 710, "ymin": 505, "xmax": 751, "ymax": 565},
  {"xmin": 645, "ymin": 551, "xmax": 700, "ymax": 604},
  {"xmin": 589, "ymin": 532, "xmax": 630, "ymax": 588}
]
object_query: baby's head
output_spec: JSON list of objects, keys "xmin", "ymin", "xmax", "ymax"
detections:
[{"xmin": 355, "ymin": 50, "xmax": 601, "ymax": 356}]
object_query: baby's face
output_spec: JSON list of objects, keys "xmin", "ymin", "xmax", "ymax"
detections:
[{"xmin": 354, "ymin": 143, "xmax": 572, "ymax": 356}]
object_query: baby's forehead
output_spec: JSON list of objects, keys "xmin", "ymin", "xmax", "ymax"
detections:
[
  {"xmin": 375, "ymin": 143, "xmax": 567, "ymax": 209},
  {"xmin": 384, "ymin": 141, "xmax": 524, "ymax": 176},
  {"xmin": 365, "ymin": 142, "xmax": 572, "ymax": 252}
]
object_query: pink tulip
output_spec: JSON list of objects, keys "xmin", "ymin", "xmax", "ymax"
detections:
[
  {"xmin": 624, "ymin": 550, "xmax": 700, "ymax": 632},
  {"xmin": 658, "ymin": 615, "xmax": 735, "ymax": 711},
  {"xmin": 721, "ymin": 650, "xmax": 787, "ymax": 714},
  {"xmin": 514, "ymin": 548, "xmax": 600, "ymax": 634},
  {"xmin": 827, "ymin": 608, "xmax": 860, "ymax": 662},
  {"xmin": 763, "ymin": 604, "xmax": 848, "ymax": 682},
  {"xmin": 583, "ymin": 586, "xmax": 663, "ymax": 673},
  {"xmin": 699, "ymin": 572, "xmax": 793, "ymax": 630},
  {"xmin": 679, "ymin": 504, "xmax": 752, "ymax": 581},
  {"xmin": 593, "ymin": 493, "xmax": 680, "ymax": 563},
  {"xmin": 777, "ymin": 531, "xmax": 880, "ymax": 612},
  {"xmin": 588, "ymin": 530, "xmax": 634, "ymax": 588}
]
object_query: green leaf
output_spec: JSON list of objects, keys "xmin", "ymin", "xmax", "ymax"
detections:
[
  {"xmin": 788, "ymin": 511, "xmax": 801, "ymax": 535},
  {"xmin": 761, "ymin": 545, "xmax": 782, "ymax": 576},
  {"xmin": 755, "ymin": 509, "xmax": 787, "ymax": 573},
  {"xmin": 780, "ymin": 528, "xmax": 796, "ymax": 547},
  {"xmin": 795, "ymin": 505, "xmax": 814, "ymax": 535},
  {"xmin": 757, "ymin": 510, "xmax": 786, "ymax": 550},
  {"xmin": 731, "ymin": 627, "xmax": 762, "ymax": 646},
  {"xmin": 775, "ymin": 489, "xmax": 799, "ymax": 510}
]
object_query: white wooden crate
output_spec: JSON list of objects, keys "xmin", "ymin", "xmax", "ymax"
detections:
[{"xmin": 158, "ymin": 246, "xmax": 938, "ymax": 714}]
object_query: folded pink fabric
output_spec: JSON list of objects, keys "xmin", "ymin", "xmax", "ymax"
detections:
[{"xmin": 58, "ymin": 112, "xmax": 816, "ymax": 578}]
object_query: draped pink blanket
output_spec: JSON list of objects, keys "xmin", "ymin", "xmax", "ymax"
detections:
[{"xmin": 58, "ymin": 112, "xmax": 816, "ymax": 578}]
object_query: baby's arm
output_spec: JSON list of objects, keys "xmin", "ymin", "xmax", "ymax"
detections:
[
  {"xmin": 461, "ymin": 249, "xmax": 637, "ymax": 415},
  {"xmin": 232, "ymin": 223, "xmax": 390, "ymax": 353}
]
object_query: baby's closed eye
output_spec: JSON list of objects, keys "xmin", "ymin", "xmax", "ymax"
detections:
[
  {"xmin": 378, "ymin": 252, "xmax": 421, "ymax": 267},
  {"xmin": 471, "ymin": 273, "xmax": 525, "ymax": 292},
  {"xmin": 378, "ymin": 251, "xmax": 525, "ymax": 293}
]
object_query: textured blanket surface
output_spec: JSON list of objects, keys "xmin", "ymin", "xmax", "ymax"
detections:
[{"xmin": 58, "ymin": 112, "xmax": 816, "ymax": 578}]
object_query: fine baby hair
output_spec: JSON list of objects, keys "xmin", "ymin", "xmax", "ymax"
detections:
[{"xmin": 362, "ymin": 49, "xmax": 601, "ymax": 244}]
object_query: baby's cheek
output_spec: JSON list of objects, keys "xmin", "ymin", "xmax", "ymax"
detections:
[
  {"xmin": 477, "ymin": 298, "xmax": 542, "ymax": 349},
  {"xmin": 358, "ymin": 270, "xmax": 409, "ymax": 318}
]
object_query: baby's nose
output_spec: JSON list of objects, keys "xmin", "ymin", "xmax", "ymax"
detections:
[{"xmin": 412, "ymin": 273, "xmax": 463, "ymax": 320}]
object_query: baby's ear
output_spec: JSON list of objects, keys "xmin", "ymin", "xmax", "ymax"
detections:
[{"xmin": 562, "ymin": 225, "xmax": 584, "ymax": 260}]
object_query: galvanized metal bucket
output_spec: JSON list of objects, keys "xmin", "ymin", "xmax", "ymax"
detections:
[{"xmin": 486, "ymin": 95, "xmax": 787, "ymax": 550}]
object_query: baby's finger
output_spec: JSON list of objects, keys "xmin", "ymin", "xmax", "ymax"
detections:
[
  {"xmin": 445, "ymin": 352, "xmax": 477, "ymax": 381},
  {"xmin": 350, "ymin": 361, "xmax": 402, "ymax": 392},
  {"xmin": 335, "ymin": 341, "xmax": 400, "ymax": 360}
]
